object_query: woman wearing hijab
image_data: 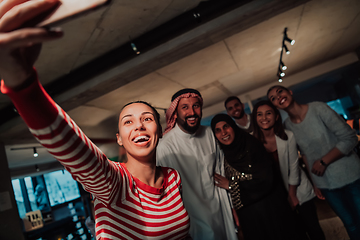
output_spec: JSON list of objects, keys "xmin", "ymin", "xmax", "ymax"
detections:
[
  {"xmin": 252, "ymin": 100, "xmax": 325, "ymax": 240},
  {"xmin": 211, "ymin": 114, "xmax": 302, "ymax": 240}
]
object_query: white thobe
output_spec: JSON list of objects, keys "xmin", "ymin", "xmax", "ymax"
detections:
[{"xmin": 156, "ymin": 124, "xmax": 237, "ymax": 240}]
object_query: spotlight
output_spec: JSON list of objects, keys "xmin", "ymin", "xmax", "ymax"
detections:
[
  {"xmin": 278, "ymin": 69, "xmax": 285, "ymax": 77},
  {"xmin": 33, "ymin": 147, "xmax": 38, "ymax": 158},
  {"xmin": 283, "ymin": 44, "xmax": 290, "ymax": 54},
  {"xmin": 275, "ymin": 28, "xmax": 295, "ymax": 83},
  {"xmin": 283, "ymin": 27, "xmax": 295, "ymax": 45},
  {"xmin": 284, "ymin": 36, "xmax": 295, "ymax": 45},
  {"xmin": 35, "ymin": 164, "xmax": 40, "ymax": 172},
  {"xmin": 130, "ymin": 42, "xmax": 140, "ymax": 55}
]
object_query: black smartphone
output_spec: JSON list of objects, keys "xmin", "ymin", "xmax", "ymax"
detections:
[{"xmin": 35, "ymin": 0, "xmax": 111, "ymax": 27}]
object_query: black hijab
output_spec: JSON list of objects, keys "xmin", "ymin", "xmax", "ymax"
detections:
[{"xmin": 211, "ymin": 114, "xmax": 269, "ymax": 171}]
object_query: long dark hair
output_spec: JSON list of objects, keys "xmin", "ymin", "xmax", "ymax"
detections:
[{"xmin": 251, "ymin": 100, "xmax": 288, "ymax": 143}]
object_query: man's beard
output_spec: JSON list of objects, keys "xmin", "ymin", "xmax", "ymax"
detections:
[
  {"xmin": 177, "ymin": 114, "xmax": 201, "ymax": 134},
  {"xmin": 232, "ymin": 109, "xmax": 245, "ymax": 119}
]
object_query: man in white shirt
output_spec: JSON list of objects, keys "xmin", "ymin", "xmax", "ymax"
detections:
[
  {"xmin": 225, "ymin": 96, "xmax": 253, "ymax": 133},
  {"xmin": 157, "ymin": 88, "xmax": 237, "ymax": 240}
]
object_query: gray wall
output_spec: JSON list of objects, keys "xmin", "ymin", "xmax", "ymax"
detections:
[{"xmin": 0, "ymin": 142, "xmax": 25, "ymax": 240}]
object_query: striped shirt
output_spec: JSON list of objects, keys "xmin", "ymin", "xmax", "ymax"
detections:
[{"xmin": 1, "ymin": 75, "xmax": 190, "ymax": 240}]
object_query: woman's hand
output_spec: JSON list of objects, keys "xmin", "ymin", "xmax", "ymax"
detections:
[
  {"xmin": 214, "ymin": 173, "xmax": 230, "ymax": 190},
  {"xmin": 0, "ymin": 0, "xmax": 63, "ymax": 89},
  {"xmin": 287, "ymin": 193, "xmax": 299, "ymax": 210},
  {"xmin": 288, "ymin": 184, "xmax": 299, "ymax": 210},
  {"xmin": 313, "ymin": 185, "xmax": 325, "ymax": 200},
  {"xmin": 231, "ymin": 208, "xmax": 239, "ymax": 227}
]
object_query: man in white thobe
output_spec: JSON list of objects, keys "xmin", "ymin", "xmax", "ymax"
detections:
[{"xmin": 157, "ymin": 88, "xmax": 237, "ymax": 240}]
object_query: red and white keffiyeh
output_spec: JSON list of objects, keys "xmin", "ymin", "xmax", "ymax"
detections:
[{"xmin": 163, "ymin": 92, "xmax": 203, "ymax": 135}]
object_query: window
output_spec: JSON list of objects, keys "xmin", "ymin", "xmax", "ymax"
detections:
[
  {"xmin": 11, "ymin": 169, "xmax": 81, "ymax": 218},
  {"xmin": 12, "ymin": 179, "xmax": 26, "ymax": 218},
  {"xmin": 44, "ymin": 170, "xmax": 81, "ymax": 207},
  {"xmin": 327, "ymin": 96, "xmax": 353, "ymax": 120}
]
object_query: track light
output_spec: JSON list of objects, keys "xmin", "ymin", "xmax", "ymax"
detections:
[
  {"xmin": 283, "ymin": 44, "xmax": 290, "ymax": 54},
  {"xmin": 283, "ymin": 27, "xmax": 295, "ymax": 45},
  {"xmin": 278, "ymin": 68, "xmax": 285, "ymax": 77},
  {"xmin": 275, "ymin": 27, "xmax": 295, "ymax": 83},
  {"xmin": 285, "ymin": 36, "xmax": 295, "ymax": 45},
  {"xmin": 130, "ymin": 42, "xmax": 140, "ymax": 55},
  {"xmin": 33, "ymin": 147, "xmax": 38, "ymax": 157},
  {"xmin": 35, "ymin": 164, "xmax": 40, "ymax": 172}
]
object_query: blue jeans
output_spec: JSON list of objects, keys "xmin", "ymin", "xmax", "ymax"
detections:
[{"xmin": 321, "ymin": 178, "xmax": 360, "ymax": 240}]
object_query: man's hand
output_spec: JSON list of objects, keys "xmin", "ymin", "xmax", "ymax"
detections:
[
  {"xmin": 214, "ymin": 173, "xmax": 230, "ymax": 190},
  {"xmin": 0, "ymin": 0, "xmax": 62, "ymax": 89},
  {"xmin": 311, "ymin": 159, "xmax": 327, "ymax": 176}
]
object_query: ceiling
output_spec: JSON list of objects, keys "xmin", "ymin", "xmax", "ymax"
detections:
[{"xmin": 1, "ymin": 0, "xmax": 360, "ymax": 176}]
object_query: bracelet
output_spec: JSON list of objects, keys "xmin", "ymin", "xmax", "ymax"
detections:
[{"xmin": 320, "ymin": 159, "xmax": 328, "ymax": 167}]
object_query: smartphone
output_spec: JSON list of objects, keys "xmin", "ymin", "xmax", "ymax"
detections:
[{"xmin": 34, "ymin": 0, "xmax": 111, "ymax": 27}]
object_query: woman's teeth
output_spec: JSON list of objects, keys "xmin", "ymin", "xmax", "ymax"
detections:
[
  {"xmin": 133, "ymin": 135, "xmax": 149, "ymax": 143},
  {"xmin": 222, "ymin": 136, "xmax": 230, "ymax": 141}
]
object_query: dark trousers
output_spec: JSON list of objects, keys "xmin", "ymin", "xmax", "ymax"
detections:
[{"xmin": 295, "ymin": 198, "xmax": 326, "ymax": 240}]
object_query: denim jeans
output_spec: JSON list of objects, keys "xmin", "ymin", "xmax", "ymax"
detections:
[{"xmin": 321, "ymin": 178, "xmax": 360, "ymax": 240}]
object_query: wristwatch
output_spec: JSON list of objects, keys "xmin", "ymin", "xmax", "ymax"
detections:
[{"xmin": 320, "ymin": 159, "xmax": 328, "ymax": 167}]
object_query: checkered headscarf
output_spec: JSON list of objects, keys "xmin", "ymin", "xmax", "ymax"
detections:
[{"xmin": 163, "ymin": 89, "xmax": 203, "ymax": 135}]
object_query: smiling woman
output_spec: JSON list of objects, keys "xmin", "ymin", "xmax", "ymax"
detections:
[
  {"xmin": 0, "ymin": 0, "xmax": 189, "ymax": 239},
  {"xmin": 251, "ymin": 100, "xmax": 325, "ymax": 240},
  {"xmin": 211, "ymin": 114, "xmax": 304, "ymax": 240},
  {"xmin": 267, "ymin": 85, "xmax": 360, "ymax": 239}
]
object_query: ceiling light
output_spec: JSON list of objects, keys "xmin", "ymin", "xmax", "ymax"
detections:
[
  {"xmin": 131, "ymin": 42, "xmax": 140, "ymax": 55},
  {"xmin": 283, "ymin": 44, "xmax": 290, "ymax": 54},
  {"xmin": 275, "ymin": 27, "xmax": 295, "ymax": 83},
  {"xmin": 33, "ymin": 147, "xmax": 38, "ymax": 157},
  {"xmin": 284, "ymin": 36, "xmax": 295, "ymax": 45},
  {"xmin": 283, "ymin": 27, "xmax": 295, "ymax": 45}
]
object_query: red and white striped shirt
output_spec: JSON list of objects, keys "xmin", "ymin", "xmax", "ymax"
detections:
[{"xmin": 1, "ymin": 74, "xmax": 190, "ymax": 240}]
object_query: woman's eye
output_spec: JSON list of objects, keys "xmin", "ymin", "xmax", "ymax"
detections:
[
  {"xmin": 144, "ymin": 117, "xmax": 153, "ymax": 121},
  {"xmin": 124, "ymin": 120, "xmax": 132, "ymax": 125}
]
